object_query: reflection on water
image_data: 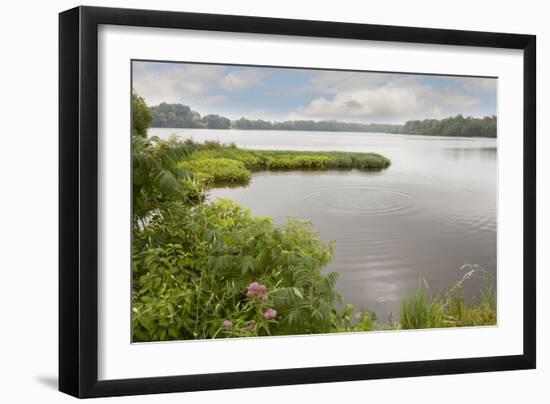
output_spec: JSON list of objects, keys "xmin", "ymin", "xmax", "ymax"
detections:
[
  {"xmin": 443, "ymin": 147, "xmax": 497, "ymax": 161},
  {"xmin": 151, "ymin": 128, "xmax": 497, "ymax": 320}
]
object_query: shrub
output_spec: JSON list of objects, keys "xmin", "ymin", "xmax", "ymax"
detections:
[
  {"xmin": 132, "ymin": 92, "xmax": 153, "ymax": 138},
  {"xmin": 132, "ymin": 135, "xmax": 201, "ymax": 225},
  {"xmin": 354, "ymin": 310, "xmax": 378, "ymax": 332},
  {"xmin": 132, "ymin": 199, "xmax": 345, "ymax": 341}
]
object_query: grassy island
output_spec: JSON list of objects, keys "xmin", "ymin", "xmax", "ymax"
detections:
[{"xmin": 178, "ymin": 139, "xmax": 391, "ymax": 186}]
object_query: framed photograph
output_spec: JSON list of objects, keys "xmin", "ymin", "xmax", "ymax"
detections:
[{"xmin": 59, "ymin": 6, "xmax": 536, "ymax": 398}]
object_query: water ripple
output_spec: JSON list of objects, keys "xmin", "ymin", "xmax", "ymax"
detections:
[{"xmin": 303, "ymin": 186, "xmax": 413, "ymax": 217}]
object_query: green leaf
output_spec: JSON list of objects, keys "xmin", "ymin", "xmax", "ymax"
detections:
[{"xmin": 293, "ymin": 287, "xmax": 304, "ymax": 299}]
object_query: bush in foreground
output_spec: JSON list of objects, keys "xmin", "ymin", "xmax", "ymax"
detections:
[{"xmin": 132, "ymin": 199, "xmax": 347, "ymax": 341}]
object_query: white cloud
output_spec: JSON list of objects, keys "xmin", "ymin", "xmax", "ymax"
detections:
[
  {"xmin": 132, "ymin": 62, "xmax": 228, "ymax": 107},
  {"xmin": 132, "ymin": 63, "xmax": 268, "ymax": 112},
  {"xmin": 298, "ymin": 86, "xmax": 417, "ymax": 119},
  {"xmin": 220, "ymin": 70, "xmax": 265, "ymax": 91},
  {"xmin": 297, "ymin": 71, "xmax": 401, "ymax": 94},
  {"xmin": 294, "ymin": 73, "xmax": 484, "ymax": 123}
]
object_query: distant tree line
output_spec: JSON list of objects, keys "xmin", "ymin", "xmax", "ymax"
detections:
[
  {"xmin": 150, "ymin": 102, "xmax": 231, "ymax": 129},
  {"xmin": 148, "ymin": 102, "xmax": 497, "ymax": 137},
  {"xmin": 232, "ymin": 117, "xmax": 403, "ymax": 133},
  {"xmin": 402, "ymin": 115, "xmax": 497, "ymax": 138}
]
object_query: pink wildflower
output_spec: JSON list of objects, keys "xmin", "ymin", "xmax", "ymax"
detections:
[
  {"xmin": 223, "ymin": 320, "xmax": 233, "ymax": 329},
  {"xmin": 246, "ymin": 282, "xmax": 269, "ymax": 301},
  {"xmin": 246, "ymin": 322, "xmax": 255, "ymax": 331},
  {"xmin": 263, "ymin": 308, "xmax": 277, "ymax": 319}
]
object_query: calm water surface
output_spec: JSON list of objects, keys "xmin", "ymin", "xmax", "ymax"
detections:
[{"xmin": 151, "ymin": 128, "xmax": 497, "ymax": 320}]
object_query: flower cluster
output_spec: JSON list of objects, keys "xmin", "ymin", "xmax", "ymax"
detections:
[
  {"xmin": 263, "ymin": 308, "xmax": 277, "ymax": 320},
  {"xmin": 246, "ymin": 282, "xmax": 269, "ymax": 301},
  {"xmin": 223, "ymin": 320, "xmax": 233, "ymax": 329}
]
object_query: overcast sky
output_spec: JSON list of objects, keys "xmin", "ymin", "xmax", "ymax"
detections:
[{"xmin": 132, "ymin": 61, "xmax": 497, "ymax": 124}]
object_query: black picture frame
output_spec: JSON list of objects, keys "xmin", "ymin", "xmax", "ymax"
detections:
[{"xmin": 59, "ymin": 5, "xmax": 536, "ymax": 398}]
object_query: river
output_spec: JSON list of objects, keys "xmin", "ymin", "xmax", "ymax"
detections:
[{"xmin": 150, "ymin": 128, "xmax": 497, "ymax": 321}]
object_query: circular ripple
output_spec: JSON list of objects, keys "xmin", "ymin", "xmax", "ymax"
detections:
[{"xmin": 303, "ymin": 187, "xmax": 413, "ymax": 217}]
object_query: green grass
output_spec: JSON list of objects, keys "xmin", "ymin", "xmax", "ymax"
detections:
[
  {"xmin": 177, "ymin": 139, "xmax": 391, "ymax": 186},
  {"xmin": 399, "ymin": 265, "xmax": 496, "ymax": 330},
  {"xmin": 400, "ymin": 280, "xmax": 446, "ymax": 329}
]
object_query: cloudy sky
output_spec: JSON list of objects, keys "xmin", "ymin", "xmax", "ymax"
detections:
[{"xmin": 132, "ymin": 61, "xmax": 496, "ymax": 124}]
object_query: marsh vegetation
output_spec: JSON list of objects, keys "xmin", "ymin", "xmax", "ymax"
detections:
[{"xmin": 178, "ymin": 139, "xmax": 390, "ymax": 186}]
